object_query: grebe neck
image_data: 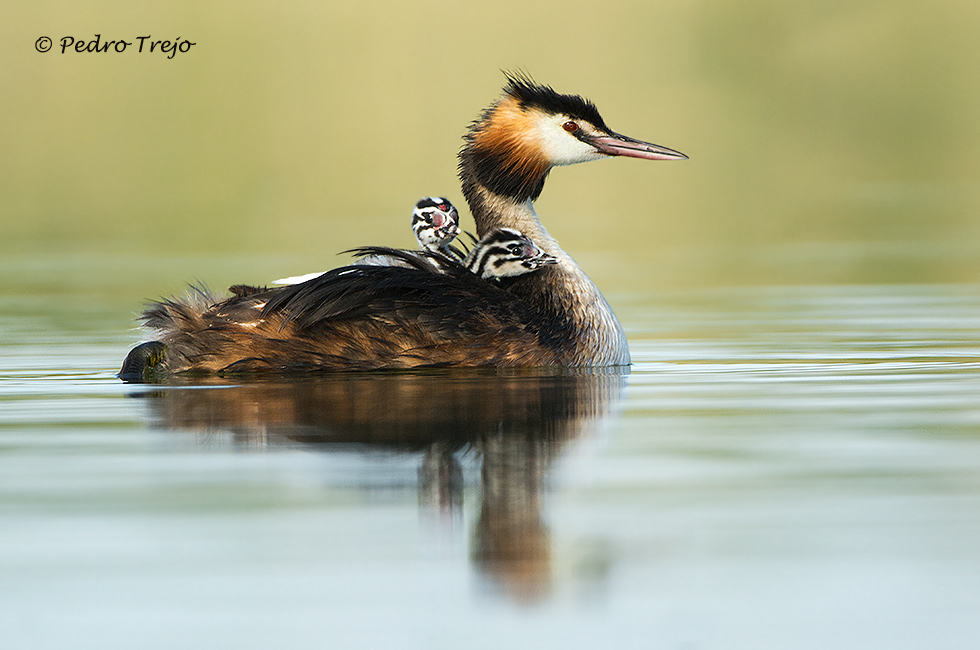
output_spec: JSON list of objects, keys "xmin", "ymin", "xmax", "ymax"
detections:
[{"xmin": 459, "ymin": 159, "xmax": 630, "ymax": 366}]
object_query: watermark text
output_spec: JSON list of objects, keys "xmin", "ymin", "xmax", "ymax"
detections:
[{"xmin": 35, "ymin": 34, "xmax": 196, "ymax": 59}]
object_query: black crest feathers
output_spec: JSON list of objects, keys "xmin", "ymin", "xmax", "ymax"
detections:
[{"xmin": 501, "ymin": 72, "xmax": 608, "ymax": 130}]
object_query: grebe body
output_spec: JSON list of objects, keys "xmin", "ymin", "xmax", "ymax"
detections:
[{"xmin": 120, "ymin": 75, "xmax": 685, "ymax": 379}]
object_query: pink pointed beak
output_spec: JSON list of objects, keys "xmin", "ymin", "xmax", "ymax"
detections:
[
  {"xmin": 589, "ymin": 132, "xmax": 688, "ymax": 161},
  {"xmin": 429, "ymin": 211, "xmax": 446, "ymax": 228}
]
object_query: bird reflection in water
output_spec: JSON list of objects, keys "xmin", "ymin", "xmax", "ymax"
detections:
[{"xmin": 130, "ymin": 368, "xmax": 625, "ymax": 600}]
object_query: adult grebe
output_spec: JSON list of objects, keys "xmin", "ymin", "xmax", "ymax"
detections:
[{"xmin": 119, "ymin": 75, "xmax": 685, "ymax": 380}]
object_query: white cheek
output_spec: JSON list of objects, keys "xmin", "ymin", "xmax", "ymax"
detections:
[{"xmin": 534, "ymin": 116, "xmax": 605, "ymax": 166}]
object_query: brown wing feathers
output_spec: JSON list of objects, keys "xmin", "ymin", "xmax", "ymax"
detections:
[{"xmin": 138, "ymin": 259, "xmax": 561, "ymax": 373}]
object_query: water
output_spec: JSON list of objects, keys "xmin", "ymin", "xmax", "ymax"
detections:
[{"xmin": 2, "ymin": 282, "xmax": 979, "ymax": 649}]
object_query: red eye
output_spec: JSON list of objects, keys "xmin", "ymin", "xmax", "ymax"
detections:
[
  {"xmin": 562, "ymin": 121, "xmax": 579, "ymax": 133},
  {"xmin": 438, "ymin": 204, "xmax": 448, "ymax": 211}
]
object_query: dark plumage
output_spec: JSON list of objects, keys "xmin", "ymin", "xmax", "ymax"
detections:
[
  {"xmin": 504, "ymin": 73, "xmax": 608, "ymax": 132},
  {"xmin": 131, "ymin": 256, "xmax": 561, "ymax": 374}
]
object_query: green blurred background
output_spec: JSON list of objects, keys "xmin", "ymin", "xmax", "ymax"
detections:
[{"xmin": 2, "ymin": 0, "xmax": 979, "ymax": 306}]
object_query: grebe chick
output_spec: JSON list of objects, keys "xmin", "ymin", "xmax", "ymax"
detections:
[
  {"xmin": 121, "ymin": 74, "xmax": 686, "ymax": 377},
  {"xmin": 354, "ymin": 197, "xmax": 464, "ymax": 270},
  {"xmin": 272, "ymin": 197, "xmax": 462, "ymax": 284},
  {"xmin": 464, "ymin": 228, "xmax": 556, "ymax": 279},
  {"xmin": 412, "ymin": 197, "xmax": 463, "ymax": 258}
]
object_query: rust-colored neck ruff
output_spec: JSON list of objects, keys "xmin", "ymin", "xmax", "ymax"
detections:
[{"xmin": 460, "ymin": 95, "xmax": 552, "ymax": 207}]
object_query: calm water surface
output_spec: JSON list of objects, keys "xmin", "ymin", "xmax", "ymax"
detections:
[{"xmin": 2, "ymin": 283, "xmax": 979, "ymax": 649}]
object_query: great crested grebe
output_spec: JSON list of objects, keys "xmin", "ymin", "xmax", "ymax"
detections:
[{"xmin": 119, "ymin": 74, "xmax": 685, "ymax": 379}]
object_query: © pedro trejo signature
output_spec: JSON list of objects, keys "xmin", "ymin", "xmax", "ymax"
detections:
[{"xmin": 35, "ymin": 34, "xmax": 195, "ymax": 59}]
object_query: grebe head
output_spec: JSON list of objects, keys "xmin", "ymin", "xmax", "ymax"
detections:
[
  {"xmin": 465, "ymin": 227, "xmax": 558, "ymax": 279},
  {"xmin": 412, "ymin": 197, "xmax": 461, "ymax": 252},
  {"xmin": 461, "ymin": 73, "xmax": 687, "ymax": 203}
]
